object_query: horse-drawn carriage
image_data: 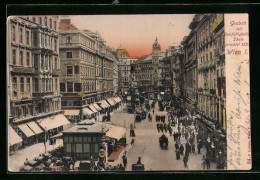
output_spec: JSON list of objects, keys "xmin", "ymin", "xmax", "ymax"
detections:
[
  {"xmin": 135, "ymin": 108, "xmax": 146, "ymax": 122},
  {"xmin": 159, "ymin": 134, "xmax": 168, "ymax": 149}
]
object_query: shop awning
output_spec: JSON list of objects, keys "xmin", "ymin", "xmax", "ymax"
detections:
[
  {"xmin": 54, "ymin": 114, "xmax": 71, "ymax": 126},
  {"xmin": 107, "ymin": 98, "xmax": 116, "ymax": 106},
  {"xmin": 114, "ymin": 97, "xmax": 122, "ymax": 103},
  {"xmin": 64, "ymin": 110, "xmax": 80, "ymax": 116},
  {"xmin": 102, "ymin": 100, "xmax": 110, "ymax": 108},
  {"xmin": 18, "ymin": 124, "xmax": 35, "ymax": 137},
  {"xmin": 8, "ymin": 125, "xmax": 23, "ymax": 146},
  {"xmin": 37, "ymin": 114, "xmax": 70, "ymax": 131},
  {"xmin": 99, "ymin": 100, "xmax": 109, "ymax": 109},
  {"xmin": 50, "ymin": 132, "xmax": 63, "ymax": 139},
  {"xmin": 26, "ymin": 121, "xmax": 43, "ymax": 134},
  {"xmin": 93, "ymin": 103, "xmax": 102, "ymax": 111},
  {"xmin": 83, "ymin": 108, "xmax": 94, "ymax": 116},
  {"xmin": 89, "ymin": 104, "xmax": 98, "ymax": 113},
  {"xmin": 96, "ymin": 122, "xmax": 126, "ymax": 140}
]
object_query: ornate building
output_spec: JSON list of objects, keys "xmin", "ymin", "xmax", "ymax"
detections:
[
  {"xmin": 7, "ymin": 16, "xmax": 69, "ymax": 152},
  {"xmin": 59, "ymin": 19, "xmax": 117, "ymax": 119},
  {"xmin": 132, "ymin": 37, "xmax": 174, "ymax": 100},
  {"xmin": 116, "ymin": 48, "xmax": 137, "ymax": 96}
]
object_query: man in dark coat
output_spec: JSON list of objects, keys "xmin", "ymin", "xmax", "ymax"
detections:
[
  {"xmin": 173, "ymin": 132, "xmax": 176, "ymax": 141},
  {"xmin": 156, "ymin": 123, "xmax": 160, "ymax": 133},
  {"xmin": 175, "ymin": 142, "xmax": 179, "ymax": 150},
  {"xmin": 183, "ymin": 155, "xmax": 188, "ymax": 168},
  {"xmin": 175, "ymin": 148, "xmax": 181, "ymax": 160},
  {"xmin": 191, "ymin": 143, "xmax": 195, "ymax": 153},
  {"xmin": 197, "ymin": 140, "xmax": 202, "ymax": 154},
  {"xmin": 122, "ymin": 155, "xmax": 127, "ymax": 170},
  {"xmin": 179, "ymin": 144, "xmax": 184, "ymax": 155}
]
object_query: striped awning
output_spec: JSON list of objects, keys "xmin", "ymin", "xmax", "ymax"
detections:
[
  {"xmin": 107, "ymin": 98, "xmax": 116, "ymax": 106},
  {"xmin": 64, "ymin": 110, "xmax": 80, "ymax": 116},
  {"xmin": 8, "ymin": 125, "xmax": 23, "ymax": 146},
  {"xmin": 37, "ymin": 114, "xmax": 70, "ymax": 131},
  {"xmin": 89, "ymin": 104, "xmax": 98, "ymax": 113},
  {"xmin": 83, "ymin": 108, "xmax": 94, "ymax": 116},
  {"xmin": 93, "ymin": 103, "xmax": 102, "ymax": 111},
  {"xmin": 18, "ymin": 124, "xmax": 35, "ymax": 137},
  {"xmin": 26, "ymin": 121, "xmax": 43, "ymax": 134}
]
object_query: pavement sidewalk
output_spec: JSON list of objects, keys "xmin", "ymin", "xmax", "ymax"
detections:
[{"xmin": 8, "ymin": 139, "xmax": 63, "ymax": 172}]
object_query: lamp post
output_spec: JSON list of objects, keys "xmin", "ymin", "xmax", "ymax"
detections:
[{"xmin": 44, "ymin": 127, "xmax": 47, "ymax": 153}]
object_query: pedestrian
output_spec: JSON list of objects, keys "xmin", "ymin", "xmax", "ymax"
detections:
[
  {"xmin": 175, "ymin": 148, "xmax": 181, "ymax": 160},
  {"xmin": 169, "ymin": 127, "xmax": 172, "ymax": 136},
  {"xmin": 197, "ymin": 141, "xmax": 202, "ymax": 154},
  {"xmin": 122, "ymin": 155, "xmax": 127, "ymax": 170},
  {"xmin": 183, "ymin": 155, "xmax": 188, "ymax": 168},
  {"xmin": 180, "ymin": 144, "xmax": 184, "ymax": 155},
  {"xmin": 202, "ymin": 155, "xmax": 206, "ymax": 170},
  {"xmin": 173, "ymin": 132, "xmax": 176, "ymax": 141},
  {"xmin": 206, "ymin": 156, "xmax": 211, "ymax": 169},
  {"xmin": 90, "ymin": 156, "xmax": 94, "ymax": 170},
  {"xmin": 156, "ymin": 123, "xmax": 160, "ymax": 133},
  {"xmin": 192, "ymin": 143, "xmax": 195, "ymax": 153},
  {"xmin": 153, "ymin": 109, "xmax": 155, "ymax": 114},
  {"xmin": 175, "ymin": 142, "xmax": 179, "ymax": 150}
]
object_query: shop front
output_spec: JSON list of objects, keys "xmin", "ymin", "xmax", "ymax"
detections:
[{"xmin": 8, "ymin": 125, "xmax": 23, "ymax": 155}]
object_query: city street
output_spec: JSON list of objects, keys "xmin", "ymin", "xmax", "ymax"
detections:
[{"xmin": 110, "ymin": 101, "xmax": 217, "ymax": 171}]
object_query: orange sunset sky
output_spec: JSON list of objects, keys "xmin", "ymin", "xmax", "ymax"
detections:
[{"xmin": 63, "ymin": 14, "xmax": 195, "ymax": 58}]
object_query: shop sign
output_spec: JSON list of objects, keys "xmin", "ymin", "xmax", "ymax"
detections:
[
  {"xmin": 99, "ymin": 149, "xmax": 105, "ymax": 158},
  {"xmin": 41, "ymin": 48, "xmax": 53, "ymax": 55},
  {"xmin": 211, "ymin": 14, "xmax": 224, "ymax": 32},
  {"xmin": 52, "ymin": 70, "xmax": 61, "ymax": 75},
  {"xmin": 22, "ymin": 92, "xmax": 27, "ymax": 99},
  {"xmin": 13, "ymin": 67, "xmax": 34, "ymax": 73}
]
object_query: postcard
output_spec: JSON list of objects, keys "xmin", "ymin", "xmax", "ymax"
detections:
[{"xmin": 7, "ymin": 13, "xmax": 250, "ymax": 172}]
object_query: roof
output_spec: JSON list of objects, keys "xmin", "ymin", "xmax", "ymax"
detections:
[
  {"xmin": 59, "ymin": 19, "xmax": 78, "ymax": 30},
  {"xmin": 96, "ymin": 122, "xmax": 126, "ymax": 140},
  {"xmin": 134, "ymin": 52, "xmax": 166, "ymax": 64},
  {"xmin": 63, "ymin": 123, "xmax": 110, "ymax": 134},
  {"xmin": 116, "ymin": 49, "xmax": 129, "ymax": 58}
]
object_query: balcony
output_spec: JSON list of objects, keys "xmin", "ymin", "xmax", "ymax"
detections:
[
  {"xmin": 41, "ymin": 48, "xmax": 54, "ymax": 55},
  {"xmin": 52, "ymin": 70, "xmax": 61, "ymax": 75},
  {"xmin": 32, "ymin": 91, "xmax": 54, "ymax": 98},
  {"xmin": 12, "ymin": 67, "xmax": 34, "ymax": 74}
]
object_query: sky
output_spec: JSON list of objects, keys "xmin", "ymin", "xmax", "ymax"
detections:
[{"xmin": 63, "ymin": 14, "xmax": 195, "ymax": 58}]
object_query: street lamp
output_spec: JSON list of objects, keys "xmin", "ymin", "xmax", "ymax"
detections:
[{"xmin": 44, "ymin": 127, "xmax": 47, "ymax": 153}]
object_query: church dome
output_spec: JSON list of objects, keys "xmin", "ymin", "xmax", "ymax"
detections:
[{"xmin": 116, "ymin": 48, "xmax": 129, "ymax": 58}]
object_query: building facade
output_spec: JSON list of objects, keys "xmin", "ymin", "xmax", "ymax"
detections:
[
  {"xmin": 172, "ymin": 48, "xmax": 184, "ymax": 98},
  {"xmin": 7, "ymin": 16, "xmax": 69, "ymax": 151},
  {"xmin": 116, "ymin": 48, "xmax": 137, "ymax": 96},
  {"xmin": 196, "ymin": 14, "xmax": 226, "ymax": 129},
  {"xmin": 59, "ymin": 19, "xmax": 116, "ymax": 118},
  {"xmin": 133, "ymin": 38, "xmax": 174, "ymax": 100}
]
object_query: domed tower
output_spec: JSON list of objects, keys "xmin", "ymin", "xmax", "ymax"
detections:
[
  {"xmin": 152, "ymin": 37, "xmax": 161, "ymax": 57},
  {"xmin": 152, "ymin": 37, "xmax": 161, "ymax": 97}
]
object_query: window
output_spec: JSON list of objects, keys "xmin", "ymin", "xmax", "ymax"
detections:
[
  {"xmin": 60, "ymin": 83, "xmax": 65, "ymax": 92},
  {"xmin": 44, "ymin": 35, "xmax": 47, "ymax": 47},
  {"xmin": 26, "ymin": 52, "xmax": 30, "ymax": 66},
  {"xmin": 39, "ymin": 17, "xmax": 42, "ymax": 25},
  {"xmin": 83, "ymin": 144, "xmax": 90, "ymax": 153},
  {"xmin": 41, "ymin": 79, "xmax": 44, "ymax": 92},
  {"xmin": 74, "ymin": 66, "xmax": 79, "ymax": 74},
  {"xmin": 20, "ymin": 77, "xmax": 24, "ymax": 92},
  {"xmin": 67, "ymin": 52, "xmax": 72, "ymax": 58},
  {"xmin": 54, "ymin": 21, "xmax": 56, "ymax": 30},
  {"xmin": 54, "ymin": 58, "xmax": 57, "ymax": 69},
  {"xmin": 49, "ymin": 56, "xmax": 52, "ymax": 69},
  {"xmin": 67, "ymin": 82, "xmax": 73, "ymax": 92},
  {"xmin": 41, "ymin": 33, "xmax": 44, "ymax": 47},
  {"xmin": 12, "ymin": 49, "xmax": 16, "ymax": 65},
  {"xmin": 49, "ymin": 19, "xmax": 52, "ymax": 29},
  {"xmin": 19, "ymin": 28, "xmax": 23, "ymax": 43},
  {"xmin": 27, "ymin": 78, "xmax": 30, "ymax": 92},
  {"xmin": 11, "ymin": 25, "xmax": 15, "ymax": 41},
  {"xmin": 32, "ymin": 17, "xmax": 36, "ymax": 22},
  {"xmin": 34, "ymin": 79, "xmax": 39, "ymax": 92},
  {"xmin": 20, "ymin": 51, "xmax": 23, "ymax": 66},
  {"xmin": 66, "ymin": 36, "xmax": 71, "ymax": 44},
  {"xmin": 66, "ymin": 144, "xmax": 71, "ymax": 153},
  {"xmin": 74, "ymin": 83, "xmax": 81, "ymax": 92},
  {"xmin": 55, "ymin": 78, "xmax": 58, "ymax": 90},
  {"xmin": 13, "ymin": 77, "xmax": 18, "ymax": 97},
  {"xmin": 33, "ymin": 31, "xmax": 37, "ymax": 46},
  {"xmin": 44, "ymin": 17, "xmax": 47, "ymax": 26},
  {"xmin": 67, "ymin": 66, "xmax": 73, "ymax": 76},
  {"xmin": 54, "ymin": 39, "xmax": 57, "ymax": 51}
]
